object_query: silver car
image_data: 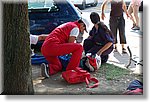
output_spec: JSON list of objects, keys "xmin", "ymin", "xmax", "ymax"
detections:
[{"xmin": 71, "ymin": 0, "xmax": 98, "ymax": 10}]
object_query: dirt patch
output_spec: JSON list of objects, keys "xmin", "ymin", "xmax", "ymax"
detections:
[{"xmin": 32, "ymin": 63, "xmax": 142, "ymax": 95}]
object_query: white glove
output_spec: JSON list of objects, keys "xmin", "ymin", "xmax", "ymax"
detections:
[
  {"xmin": 86, "ymin": 53, "xmax": 92, "ymax": 56},
  {"xmin": 95, "ymin": 54, "xmax": 101, "ymax": 60},
  {"xmin": 95, "ymin": 54, "xmax": 101, "ymax": 69}
]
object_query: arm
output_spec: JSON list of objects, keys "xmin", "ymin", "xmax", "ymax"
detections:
[
  {"xmin": 101, "ymin": 0, "xmax": 110, "ymax": 20},
  {"xmin": 97, "ymin": 42, "xmax": 113, "ymax": 56},
  {"xmin": 30, "ymin": 34, "xmax": 48, "ymax": 45},
  {"xmin": 122, "ymin": 0, "xmax": 129, "ymax": 18},
  {"xmin": 68, "ymin": 27, "xmax": 79, "ymax": 43},
  {"xmin": 38, "ymin": 34, "xmax": 48, "ymax": 41},
  {"xmin": 68, "ymin": 36, "xmax": 76, "ymax": 43}
]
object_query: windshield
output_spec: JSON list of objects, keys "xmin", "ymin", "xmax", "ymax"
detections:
[{"xmin": 28, "ymin": 0, "xmax": 54, "ymax": 9}]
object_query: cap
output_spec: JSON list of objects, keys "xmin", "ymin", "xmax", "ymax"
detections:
[{"xmin": 81, "ymin": 17, "xmax": 90, "ymax": 33}]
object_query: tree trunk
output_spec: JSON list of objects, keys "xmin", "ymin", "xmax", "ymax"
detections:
[{"xmin": 2, "ymin": 2, "xmax": 34, "ymax": 95}]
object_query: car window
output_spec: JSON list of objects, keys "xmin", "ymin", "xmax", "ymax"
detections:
[
  {"xmin": 28, "ymin": 0, "xmax": 53, "ymax": 8},
  {"xmin": 28, "ymin": 0, "xmax": 59, "ymax": 12}
]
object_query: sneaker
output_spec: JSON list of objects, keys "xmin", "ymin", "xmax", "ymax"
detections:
[
  {"xmin": 122, "ymin": 48, "xmax": 127, "ymax": 54},
  {"xmin": 131, "ymin": 23, "xmax": 136, "ymax": 29},
  {"xmin": 132, "ymin": 26, "xmax": 140, "ymax": 30},
  {"xmin": 41, "ymin": 63, "xmax": 50, "ymax": 78}
]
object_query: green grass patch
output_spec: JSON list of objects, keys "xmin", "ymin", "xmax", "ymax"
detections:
[{"xmin": 97, "ymin": 63, "xmax": 131, "ymax": 80}]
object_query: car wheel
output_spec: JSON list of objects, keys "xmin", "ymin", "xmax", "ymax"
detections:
[
  {"xmin": 80, "ymin": 1, "xmax": 86, "ymax": 10},
  {"xmin": 92, "ymin": 0, "xmax": 98, "ymax": 7}
]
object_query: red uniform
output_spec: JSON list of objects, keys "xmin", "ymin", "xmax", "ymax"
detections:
[{"xmin": 41, "ymin": 21, "xmax": 83, "ymax": 75}]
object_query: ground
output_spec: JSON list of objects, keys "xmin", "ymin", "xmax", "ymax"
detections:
[{"xmin": 32, "ymin": 62, "xmax": 142, "ymax": 95}]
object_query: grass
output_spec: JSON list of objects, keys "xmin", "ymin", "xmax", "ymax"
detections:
[
  {"xmin": 96, "ymin": 63, "xmax": 131, "ymax": 80},
  {"xmin": 32, "ymin": 52, "xmax": 142, "ymax": 81}
]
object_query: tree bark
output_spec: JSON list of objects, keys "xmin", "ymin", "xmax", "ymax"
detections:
[{"xmin": 2, "ymin": 2, "xmax": 34, "ymax": 95}]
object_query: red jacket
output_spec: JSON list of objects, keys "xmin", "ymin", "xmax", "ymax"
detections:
[{"xmin": 43, "ymin": 21, "xmax": 80, "ymax": 45}]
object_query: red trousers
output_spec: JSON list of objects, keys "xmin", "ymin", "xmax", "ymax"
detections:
[{"xmin": 41, "ymin": 42, "xmax": 83, "ymax": 75}]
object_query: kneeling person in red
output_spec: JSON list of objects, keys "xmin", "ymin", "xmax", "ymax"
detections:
[{"xmin": 41, "ymin": 18, "xmax": 89, "ymax": 77}]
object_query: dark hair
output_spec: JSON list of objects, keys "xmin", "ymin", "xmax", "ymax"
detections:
[
  {"xmin": 90, "ymin": 12, "xmax": 100, "ymax": 24},
  {"xmin": 90, "ymin": 12, "xmax": 114, "ymax": 38},
  {"xmin": 78, "ymin": 19, "xmax": 85, "ymax": 27},
  {"xmin": 78, "ymin": 19, "xmax": 83, "ymax": 23}
]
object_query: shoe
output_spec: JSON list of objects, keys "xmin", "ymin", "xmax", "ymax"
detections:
[
  {"xmin": 122, "ymin": 48, "xmax": 127, "ymax": 54},
  {"xmin": 131, "ymin": 23, "xmax": 136, "ymax": 29},
  {"xmin": 41, "ymin": 63, "xmax": 50, "ymax": 78},
  {"xmin": 114, "ymin": 47, "xmax": 118, "ymax": 52},
  {"xmin": 132, "ymin": 26, "xmax": 140, "ymax": 30}
]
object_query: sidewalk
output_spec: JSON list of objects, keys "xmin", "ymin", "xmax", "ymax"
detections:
[
  {"xmin": 108, "ymin": 19, "xmax": 143, "ymax": 74},
  {"xmin": 108, "ymin": 31, "xmax": 142, "ymax": 74}
]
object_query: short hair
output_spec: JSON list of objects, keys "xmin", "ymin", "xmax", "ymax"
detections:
[{"xmin": 90, "ymin": 12, "xmax": 100, "ymax": 24}]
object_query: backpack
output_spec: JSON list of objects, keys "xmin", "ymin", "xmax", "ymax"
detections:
[{"xmin": 123, "ymin": 80, "xmax": 143, "ymax": 95}]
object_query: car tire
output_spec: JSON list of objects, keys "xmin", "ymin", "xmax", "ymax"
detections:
[
  {"xmin": 92, "ymin": 0, "xmax": 98, "ymax": 7},
  {"xmin": 80, "ymin": 0, "xmax": 86, "ymax": 10}
]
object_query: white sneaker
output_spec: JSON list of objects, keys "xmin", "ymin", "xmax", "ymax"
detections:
[{"xmin": 41, "ymin": 63, "xmax": 49, "ymax": 78}]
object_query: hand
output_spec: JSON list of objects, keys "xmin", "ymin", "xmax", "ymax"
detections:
[
  {"xmin": 101, "ymin": 12, "xmax": 105, "ymax": 20},
  {"xmin": 126, "ymin": 12, "xmax": 130, "ymax": 19},
  {"xmin": 97, "ymin": 50, "xmax": 102, "ymax": 56}
]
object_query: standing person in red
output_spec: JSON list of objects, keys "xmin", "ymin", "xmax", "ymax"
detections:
[{"xmin": 41, "ymin": 18, "xmax": 89, "ymax": 77}]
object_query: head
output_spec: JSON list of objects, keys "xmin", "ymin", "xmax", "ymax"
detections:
[
  {"xmin": 78, "ymin": 18, "xmax": 89, "ymax": 33},
  {"xmin": 90, "ymin": 12, "xmax": 100, "ymax": 24}
]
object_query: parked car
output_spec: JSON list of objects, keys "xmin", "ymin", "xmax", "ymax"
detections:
[
  {"xmin": 28, "ymin": 0, "xmax": 82, "ymax": 50},
  {"xmin": 71, "ymin": 0, "xmax": 98, "ymax": 10}
]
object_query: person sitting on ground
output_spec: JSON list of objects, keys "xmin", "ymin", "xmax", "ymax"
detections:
[
  {"xmin": 41, "ymin": 18, "xmax": 89, "ymax": 78},
  {"xmin": 83, "ymin": 12, "xmax": 114, "ymax": 64}
]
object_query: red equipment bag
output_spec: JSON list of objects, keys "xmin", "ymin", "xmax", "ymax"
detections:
[{"xmin": 62, "ymin": 67, "xmax": 99, "ymax": 88}]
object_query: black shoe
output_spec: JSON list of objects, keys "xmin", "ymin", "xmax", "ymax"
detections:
[
  {"xmin": 41, "ymin": 63, "xmax": 49, "ymax": 78},
  {"xmin": 122, "ymin": 48, "xmax": 127, "ymax": 54},
  {"xmin": 114, "ymin": 47, "xmax": 118, "ymax": 52}
]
